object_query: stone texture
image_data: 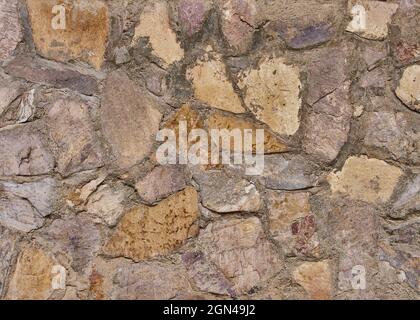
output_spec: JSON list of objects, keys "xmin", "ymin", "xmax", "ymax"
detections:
[
  {"xmin": 0, "ymin": 0, "xmax": 22, "ymax": 62},
  {"xmin": 199, "ymin": 217, "xmax": 282, "ymax": 294},
  {"xmin": 396, "ymin": 65, "xmax": 419, "ymax": 112},
  {"xmin": 393, "ymin": 174, "xmax": 420, "ymax": 215},
  {"xmin": 46, "ymin": 98, "xmax": 105, "ymax": 176},
  {"xmin": 178, "ymin": 0, "xmax": 210, "ymax": 37},
  {"xmin": 0, "ymin": 226, "xmax": 19, "ymax": 296},
  {"xmin": 0, "ymin": 78, "xmax": 21, "ymax": 116},
  {"xmin": 346, "ymin": 1, "xmax": 399, "ymax": 40},
  {"xmin": 101, "ymin": 71, "xmax": 162, "ymax": 169},
  {"xmin": 103, "ymin": 187, "xmax": 199, "ymax": 262},
  {"xmin": 0, "ymin": 123, "xmax": 54, "ymax": 176},
  {"xmin": 293, "ymin": 261, "xmax": 332, "ymax": 300},
  {"xmin": 187, "ymin": 56, "xmax": 245, "ymax": 113},
  {"xmin": 238, "ymin": 57, "xmax": 302, "ymax": 136},
  {"xmin": 5, "ymin": 56, "xmax": 99, "ymax": 96},
  {"xmin": 26, "ymin": 0, "xmax": 109, "ymax": 69},
  {"xmin": 135, "ymin": 166, "xmax": 187, "ymax": 204},
  {"xmin": 132, "ymin": 1, "xmax": 184, "ymax": 66},
  {"xmin": 194, "ymin": 171, "xmax": 261, "ymax": 213},
  {"xmin": 328, "ymin": 156, "xmax": 404, "ymax": 204}
]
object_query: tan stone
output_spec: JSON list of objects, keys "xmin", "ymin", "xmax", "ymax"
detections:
[
  {"xmin": 7, "ymin": 246, "xmax": 57, "ymax": 300},
  {"xmin": 293, "ymin": 261, "xmax": 332, "ymax": 300},
  {"xmin": 132, "ymin": 1, "xmax": 184, "ymax": 66},
  {"xmin": 238, "ymin": 57, "xmax": 301, "ymax": 136},
  {"xmin": 207, "ymin": 112, "xmax": 288, "ymax": 154},
  {"xmin": 26, "ymin": 0, "xmax": 109, "ymax": 70},
  {"xmin": 187, "ymin": 56, "xmax": 245, "ymax": 113},
  {"xmin": 328, "ymin": 156, "xmax": 403, "ymax": 204},
  {"xmin": 396, "ymin": 65, "xmax": 420, "ymax": 112},
  {"xmin": 346, "ymin": 1, "xmax": 398, "ymax": 40},
  {"xmin": 103, "ymin": 187, "xmax": 199, "ymax": 262}
]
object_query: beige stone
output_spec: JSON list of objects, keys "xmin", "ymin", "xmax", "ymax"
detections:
[
  {"xmin": 103, "ymin": 187, "xmax": 199, "ymax": 262},
  {"xmin": 26, "ymin": 0, "xmax": 109, "ymax": 70},
  {"xmin": 132, "ymin": 2, "xmax": 184, "ymax": 66},
  {"xmin": 328, "ymin": 156, "xmax": 403, "ymax": 204},
  {"xmin": 396, "ymin": 65, "xmax": 420, "ymax": 112},
  {"xmin": 293, "ymin": 261, "xmax": 332, "ymax": 300},
  {"xmin": 187, "ymin": 56, "xmax": 245, "ymax": 113},
  {"xmin": 238, "ymin": 57, "xmax": 301, "ymax": 136},
  {"xmin": 7, "ymin": 246, "xmax": 57, "ymax": 300},
  {"xmin": 346, "ymin": 1, "xmax": 398, "ymax": 40}
]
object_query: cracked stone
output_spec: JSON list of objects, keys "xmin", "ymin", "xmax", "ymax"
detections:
[
  {"xmin": 396, "ymin": 65, "xmax": 420, "ymax": 113},
  {"xmin": 0, "ymin": 0, "xmax": 22, "ymax": 62},
  {"xmin": 293, "ymin": 261, "xmax": 332, "ymax": 300},
  {"xmin": 0, "ymin": 226, "xmax": 20, "ymax": 295}
]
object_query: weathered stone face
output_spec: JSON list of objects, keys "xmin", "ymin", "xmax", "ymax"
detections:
[
  {"xmin": 0, "ymin": 0, "xmax": 22, "ymax": 62},
  {"xmin": 396, "ymin": 65, "xmax": 419, "ymax": 113},
  {"xmin": 238, "ymin": 57, "xmax": 302, "ymax": 136},
  {"xmin": 103, "ymin": 187, "xmax": 199, "ymax": 262},
  {"xmin": 0, "ymin": 227, "xmax": 19, "ymax": 295},
  {"xmin": 26, "ymin": 0, "xmax": 109, "ymax": 69},
  {"xmin": 293, "ymin": 261, "xmax": 332, "ymax": 300},
  {"xmin": 178, "ymin": 0, "xmax": 210, "ymax": 37}
]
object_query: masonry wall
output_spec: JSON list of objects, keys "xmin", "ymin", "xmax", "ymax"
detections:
[{"xmin": 0, "ymin": 0, "xmax": 419, "ymax": 300}]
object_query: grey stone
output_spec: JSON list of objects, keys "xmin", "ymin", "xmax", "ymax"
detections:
[
  {"xmin": 393, "ymin": 175, "xmax": 420, "ymax": 213},
  {"xmin": 0, "ymin": 0, "xmax": 22, "ymax": 62},
  {"xmin": 0, "ymin": 226, "xmax": 19, "ymax": 296}
]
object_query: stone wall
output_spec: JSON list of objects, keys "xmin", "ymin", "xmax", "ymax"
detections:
[{"xmin": 0, "ymin": 0, "xmax": 419, "ymax": 300}]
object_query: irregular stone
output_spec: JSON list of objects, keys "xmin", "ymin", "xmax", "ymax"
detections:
[
  {"xmin": 328, "ymin": 156, "xmax": 404, "ymax": 204},
  {"xmin": 194, "ymin": 171, "xmax": 261, "ymax": 213},
  {"xmin": 135, "ymin": 165, "xmax": 187, "ymax": 203},
  {"xmin": 46, "ymin": 98, "xmax": 105, "ymax": 176},
  {"xmin": 393, "ymin": 174, "xmax": 420, "ymax": 214},
  {"xmin": 103, "ymin": 187, "xmax": 199, "ymax": 262},
  {"xmin": 101, "ymin": 71, "xmax": 162, "ymax": 169},
  {"xmin": 199, "ymin": 217, "xmax": 282, "ymax": 293},
  {"xmin": 364, "ymin": 111, "xmax": 420, "ymax": 164},
  {"xmin": 259, "ymin": 154, "xmax": 319, "ymax": 190},
  {"xmin": 113, "ymin": 47, "xmax": 131, "ymax": 65},
  {"xmin": 396, "ymin": 65, "xmax": 420, "ymax": 112},
  {"xmin": 6, "ymin": 246, "xmax": 56, "ymax": 300},
  {"xmin": 0, "ymin": 226, "xmax": 20, "ymax": 295},
  {"xmin": 17, "ymin": 89, "xmax": 36, "ymax": 124},
  {"xmin": 26, "ymin": 0, "xmax": 109, "ymax": 69},
  {"xmin": 86, "ymin": 182, "xmax": 133, "ymax": 226},
  {"xmin": 37, "ymin": 215, "xmax": 101, "ymax": 273},
  {"xmin": 346, "ymin": 1, "xmax": 398, "ymax": 40},
  {"xmin": 267, "ymin": 191, "xmax": 319, "ymax": 257},
  {"xmin": 182, "ymin": 251, "xmax": 235, "ymax": 296},
  {"xmin": 178, "ymin": 0, "xmax": 210, "ymax": 37},
  {"xmin": 207, "ymin": 112, "xmax": 289, "ymax": 154},
  {"xmin": 0, "ymin": 79, "xmax": 21, "ymax": 116},
  {"xmin": 220, "ymin": 0, "xmax": 257, "ymax": 54},
  {"xmin": 293, "ymin": 261, "xmax": 332, "ymax": 300},
  {"xmin": 238, "ymin": 57, "xmax": 302, "ymax": 136},
  {"xmin": 359, "ymin": 67, "xmax": 386, "ymax": 89},
  {"xmin": 362, "ymin": 44, "xmax": 388, "ymax": 69},
  {"xmin": 187, "ymin": 56, "xmax": 245, "ymax": 113},
  {"xmin": 393, "ymin": 42, "xmax": 420, "ymax": 65},
  {"xmin": 303, "ymin": 83, "xmax": 352, "ymax": 162},
  {"xmin": 0, "ymin": 123, "xmax": 54, "ymax": 176},
  {"xmin": 0, "ymin": 0, "xmax": 22, "ymax": 61},
  {"xmin": 5, "ymin": 56, "xmax": 99, "ymax": 96},
  {"xmin": 132, "ymin": 1, "xmax": 184, "ymax": 66}
]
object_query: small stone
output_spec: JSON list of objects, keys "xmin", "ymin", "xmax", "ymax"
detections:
[
  {"xmin": 0, "ymin": 123, "xmax": 54, "ymax": 176},
  {"xmin": 0, "ymin": 227, "xmax": 19, "ymax": 295},
  {"xmin": 259, "ymin": 154, "xmax": 319, "ymax": 190},
  {"xmin": 199, "ymin": 217, "xmax": 282, "ymax": 293},
  {"xmin": 26, "ymin": 0, "xmax": 109, "ymax": 69},
  {"xmin": 86, "ymin": 182, "xmax": 133, "ymax": 226},
  {"xmin": 103, "ymin": 187, "xmax": 199, "ymax": 262},
  {"xmin": 346, "ymin": 1, "xmax": 398, "ymax": 40},
  {"xmin": 17, "ymin": 89, "xmax": 36, "ymax": 123},
  {"xmin": 5, "ymin": 56, "xmax": 99, "ymax": 96},
  {"xmin": 187, "ymin": 56, "xmax": 245, "ymax": 113},
  {"xmin": 132, "ymin": 1, "xmax": 184, "ymax": 66},
  {"xmin": 178, "ymin": 0, "xmax": 210, "ymax": 37},
  {"xmin": 359, "ymin": 68, "xmax": 386, "ymax": 89},
  {"xmin": 207, "ymin": 112, "xmax": 289, "ymax": 154},
  {"xmin": 101, "ymin": 71, "xmax": 162, "ymax": 169},
  {"xmin": 238, "ymin": 57, "xmax": 302, "ymax": 136},
  {"xmin": 396, "ymin": 65, "xmax": 420, "ymax": 112},
  {"xmin": 6, "ymin": 246, "xmax": 57, "ymax": 300},
  {"xmin": 194, "ymin": 171, "xmax": 261, "ymax": 213},
  {"xmin": 393, "ymin": 174, "xmax": 420, "ymax": 214},
  {"xmin": 220, "ymin": 0, "xmax": 257, "ymax": 54},
  {"xmin": 135, "ymin": 166, "xmax": 187, "ymax": 204},
  {"xmin": 293, "ymin": 261, "xmax": 332, "ymax": 300},
  {"xmin": 113, "ymin": 47, "xmax": 131, "ymax": 65},
  {"xmin": 0, "ymin": 0, "xmax": 22, "ymax": 61},
  {"xmin": 328, "ymin": 156, "xmax": 403, "ymax": 204},
  {"xmin": 394, "ymin": 42, "xmax": 420, "ymax": 65},
  {"xmin": 46, "ymin": 98, "xmax": 105, "ymax": 176},
  {"xmin": 362, "ymin": 44, "xmax": 387, "ymax": 69},
  {"xmin": 0, "ymin": 78, "xmax": 21, "ymax": 116}
]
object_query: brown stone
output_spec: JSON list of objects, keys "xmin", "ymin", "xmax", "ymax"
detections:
[
  {"xmin": 396, "ymin": 65, "xmax": 419, "ymax": 113},
  {"xmin": 103, "ymin": 187, "xmax": 199, "ymax": 262},
  {"xmin": 293, "ymin": 261, "xmax": 332, "ymax": 300},
  {"xmin": 26, "ymin": 0, "xmax": 109, "ymax": 69}
]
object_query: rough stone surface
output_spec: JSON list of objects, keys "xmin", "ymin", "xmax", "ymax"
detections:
[
  {"xmin": 101, "ymin": 71, "xmax": 162, "ymax": 169},
  {"xmin": 26, "ymin": 0, "xmax": 109, "ymax": 69},
  {"xmin": 396, "ymin": 65, "xmax": 419, "ymax": 112},
  {"xmin": 293, "ymin": 261, "xmax": 332, "ymax": 300},
  {"xmin": 0, "ymin": 226, "xmax": 19, "ymax": 296},
  {"xmin": 238, "ymin": 57, "xmax": 302, "ymax": 136},
  {"xmin": 103, "ymin": 187, "xmax": 199, "ymax": 262},
  {"xmin": 178, "ymin": 0, "xmax": 210, "ymax": 37},
  {"xmin": 0, "ymin": 0, "xmax": 21, "ymax": 62}
]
